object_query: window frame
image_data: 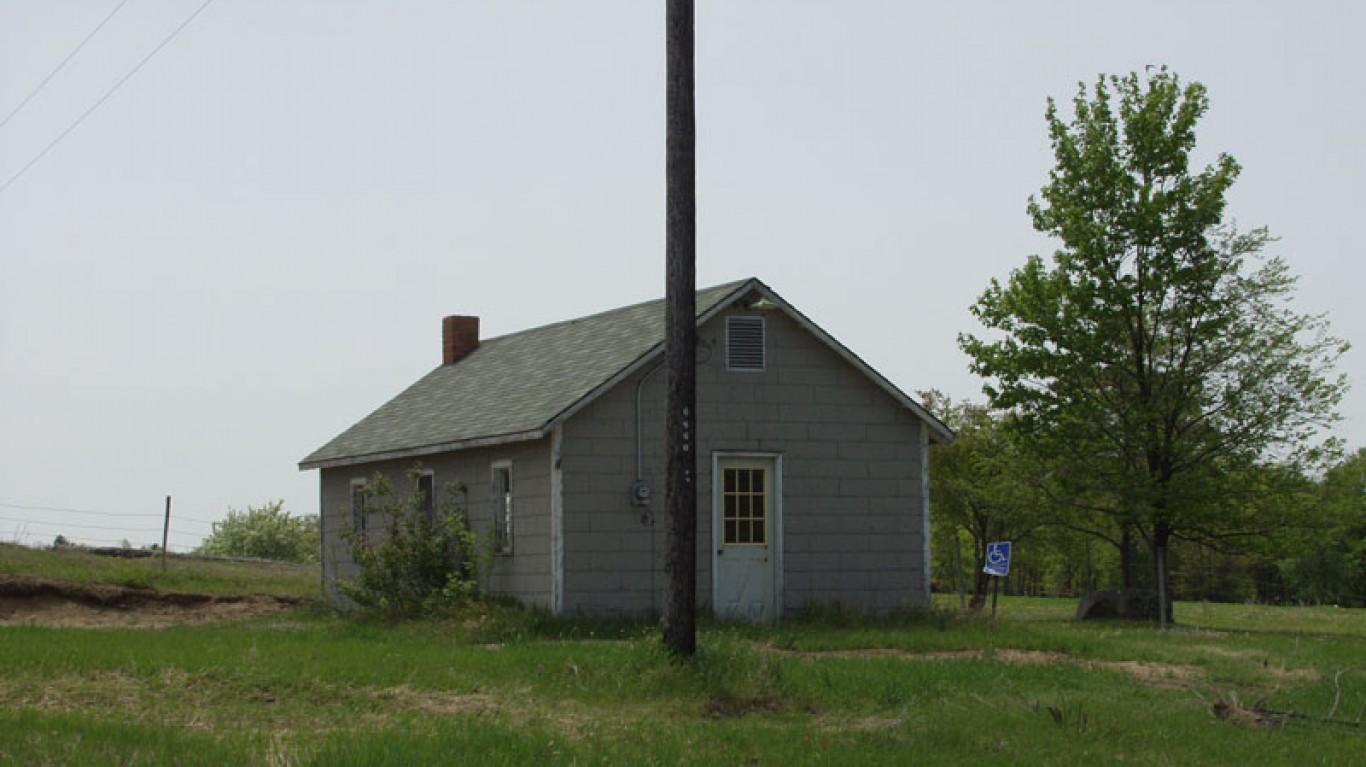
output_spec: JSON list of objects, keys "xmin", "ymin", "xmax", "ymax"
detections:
[
  {"xmin": 415, "ymin": 469, "xmax": 436, "ymax": 522},
  {"xmin": 349, "ymin": 478, "xmax": 367, "ymax": 534},
  {"xmin": 491, "ymin": 461, "xmax": 513, "ymax": 555},
  {"xmin": 721, "ymin": 464, "xmax": 768, "ymax": 547}
]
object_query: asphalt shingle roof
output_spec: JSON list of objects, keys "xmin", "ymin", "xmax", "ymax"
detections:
[{"xmin": 299, "ymin": 279, "xmax": 752, "ymax": 469}]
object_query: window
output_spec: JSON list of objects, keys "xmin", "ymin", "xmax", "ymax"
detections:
[
  {"xmin": 492, "ymin": 463, "xmax": 513, "ymax": 554},
  {"xmin": 726, "ymin": 316, "xmax": 766, "ymax": 371},
  {"xmin": 721, "ymin": 466, "xmax": 767, "ymax": 545},
  {"xmin": 350, "ymin": 479, "xmax": 367, "ymax": 534},
  {"xmin": 416, "ymin": 471, "xmax": 435, "ymax": 522}
]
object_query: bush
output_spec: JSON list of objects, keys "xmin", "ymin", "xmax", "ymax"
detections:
[
  {"xmin": 338, "ymin": 469, "xmax": 484, "ymax": 617},
  {"xmin": 197, "ymin": 501, "xmax": 319, "ymax": 563}
]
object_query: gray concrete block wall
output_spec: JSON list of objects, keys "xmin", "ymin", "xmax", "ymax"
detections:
[
  {"xmin": 317, "ymin": 435, "xmax": 553, "ymax": 609},
  {"xmin": 559, "ymin": 380, "xmax": 670, "ymax": 617},
  {"xmin": 558, "ymin": 306, "xmax": 932, "ymax": 617}
]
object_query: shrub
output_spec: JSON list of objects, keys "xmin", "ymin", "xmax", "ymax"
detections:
[
  {"xmin": 197, "ymin": 501, "xmax": 320, "ymax": 563},
  {"xmin": 338, "ymin": 469, "xmax": 484, "ymax": 617}
]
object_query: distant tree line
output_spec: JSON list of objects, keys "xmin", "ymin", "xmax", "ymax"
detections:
[{"xmin": 927, "ymin": 395, "xmax": 1364, "ymax": 607}]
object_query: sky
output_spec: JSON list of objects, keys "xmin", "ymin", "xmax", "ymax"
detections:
[{"xmin": 1, "ymin": 1, "xmax": 1362, "ymax": 552}]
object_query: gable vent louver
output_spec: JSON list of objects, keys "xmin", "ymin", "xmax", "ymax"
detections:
[{"xmin": 726, "ymin": 316, "xmax": 766, "ymax": 372}]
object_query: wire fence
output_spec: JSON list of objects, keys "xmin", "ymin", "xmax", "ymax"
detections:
[{"xmin": 0, "ymin": 499, "xmax": 226, "ymax": 554}]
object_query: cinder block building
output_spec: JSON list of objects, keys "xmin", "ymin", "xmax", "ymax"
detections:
[{"xmin": 300, "ymin": 278, "xmax": 951, "ymax": 620}]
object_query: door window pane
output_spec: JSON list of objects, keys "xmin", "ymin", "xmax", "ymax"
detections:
[{"xmin": 721, "ymin": 467, "xmax": 766, "ymax": 546}]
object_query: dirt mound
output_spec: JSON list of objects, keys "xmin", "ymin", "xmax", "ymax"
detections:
[{"xmin": 0, "ymin": 574, "xmax": 312, "ymax": 629}]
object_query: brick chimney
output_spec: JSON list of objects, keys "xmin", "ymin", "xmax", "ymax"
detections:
[{"xmin": 442, "ymin": 315, "xmax": 480, "ymax": 365}]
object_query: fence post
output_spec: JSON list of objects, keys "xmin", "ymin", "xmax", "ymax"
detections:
[{"xmin": 161, "ymin": 495, "xmax": 171, "ymax": 571}]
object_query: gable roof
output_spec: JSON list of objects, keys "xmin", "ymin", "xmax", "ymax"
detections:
[{"xmin": 299, "ymin": 277, "xmax": 951, "ymax": 470}]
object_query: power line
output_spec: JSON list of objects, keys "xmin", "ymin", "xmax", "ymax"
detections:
[
  {"xmin": 0, "ymin": 500, "xmax": 163, "ymax": 519},
  {"xmin": 0, "ymin": 499, "xmax": 307, "ymax": 527},
  {"xmin": 5, "ymin": 529, "xmax": 198, "ymax": 552},
  {"xmin": 0, "ymin": 0, "xmax": 133, "ymax": 131},
  {"xmin": 0, "ymin": 501, "xmax": 224, "ymax": 527},
  {"xmin": 0, "ymin": 0, "xmax": 218, "ymax": 196},
  {"xmin": 0, "ymin": 514, "xmax": 160, "ymax": 533}
]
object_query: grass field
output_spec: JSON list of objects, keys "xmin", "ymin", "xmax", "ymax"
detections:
[
  {"xmin": 0, "ymin": 541, "xmax": 319, "ymax": 598},
  {"xmin": 2, "ymin": 546, "xmax": 1363, "ymax": 765}
]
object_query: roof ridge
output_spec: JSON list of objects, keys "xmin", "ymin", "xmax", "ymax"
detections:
[
  {"xmin": 479, "ymin": 277, "xmax": 754, "ymax": 346},
  {"xmin": 299, "ymin": 277, "xmax": 762, "ymax": 469},
  {"xmin": 299, "ymin": 274, "xmax": 953, "ymax": 470}
]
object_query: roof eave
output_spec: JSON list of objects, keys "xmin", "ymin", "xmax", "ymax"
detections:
[
  {"xmin": 747, "ymin": 281, "xmax": 954, "ymax": 444},
  {"xmin": 298, "ymin": 428, "xmax": 547, "ymax": 471}
]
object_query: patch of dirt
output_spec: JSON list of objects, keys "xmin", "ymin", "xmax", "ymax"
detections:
[
  {"xmin": 361, "ymin": 685, "xmax": 620, "ymax": 740},
  {"xmin": 367, "ymin": 685, "xmax": 502, "ymax": 718},
  {"xmin": 702, "ymin": 694, "xmax": 791, "ymax": 719},
  {"xmin": 762, "ymin": 645, "xmax": 1206, "ymax": 690},
  {"xmin": 1096, "ymin": 659, "xmax": 1204, "ymax": 689},
  {"xmin": 812, "ymin": 714, "xmax": 904, "ymax": 733},
  {"xmin": 1192, "ymin": 645, "xmax": 1320, "ymax": 683},
  {"xmin": 1193, "ymin": 645, "xmax": 1259, "ymax": 659},
  {"xmin": 0, "ymin": 574, "xmax": 311, "ymax": 628}
]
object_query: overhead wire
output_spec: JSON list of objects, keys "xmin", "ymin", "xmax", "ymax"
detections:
[
  {"xmin": 6, "ymin": 529, "xmax": 197, "ymax": 551},
  {"xmin": 0, "ymin": 500, "xmax": 163, "ymax": 519},
  {"xmin": 0, "ymin": 500, "xmax": 218, "ymax": 525},
  {"xmin": 0, "ymin": 507, "xmax": 214, "ymax": 553},
  {"xmin": 0, "ymin": 514, "xmax": 172, "ymax": 533},
  {"xmin": 0, "ymin": 0, "xmax": 133, "ymax": 130},
  {"xmin": 1, "ymin": 490, "xmax": 305, "ymax": 553},
  {"xmin": 0, "ymin": 0, "xmax": 219, "ymax": 196}
]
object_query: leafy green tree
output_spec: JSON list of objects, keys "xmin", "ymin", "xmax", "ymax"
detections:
[
  {"xmin": 339, "ymin": 468, "xmax": 484, "ymax": 616},
  {"xmin": 1166, "ymin": 463, "xmax": 1315, "ymax": 602},
  {"xmin": 197, "ymin": 501, "xmax": 319, "ymax": 563},
  {"xmin": 1278, "ymin": 448, "xmax": 1366, "ymax": 605},
  {"xmin": 960, "ymin": 69, "xmax": 1348, "ymax": 625},
  {"xmin": 923, "ymin": 391, "xmax": 1044, "ymax": 607}
]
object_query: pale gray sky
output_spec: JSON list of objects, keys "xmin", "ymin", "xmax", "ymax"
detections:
[{"xmin": 2, "ymin": 1, "xmax": 1362, "ymax": 551}]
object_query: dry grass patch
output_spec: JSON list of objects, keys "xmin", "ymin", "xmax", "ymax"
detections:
[
  {"xmin": 366, "ymin": 685, "xmax": 502, "ymax": 718},
  {"xmin": 763, "ymin": 645, "xmax": 1207, "ymax": 690},
  {"xmin": 812, "ymin": 714, "xmax": 905, "ymax": 733},
  {"xmin": 0, "ymin": 670, "xmax": 147, "ymax": 715},
  {"xmin": 1, "ymin": 660, "xmax": 646, "ymax": 745},
  {"xmin": 363, "ymin": 684, "xmax": 639, "ymax": 741}
]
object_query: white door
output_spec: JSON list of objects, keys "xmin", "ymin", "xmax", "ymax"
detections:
[{"xmin": 713, "ymin": 455, "xmax": 779, "ymax": 621}]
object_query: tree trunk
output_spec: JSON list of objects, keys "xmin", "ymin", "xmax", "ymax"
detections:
[
  {"xmin": 968, "ymin": 520, "xmax": 989, "ymax": 608},
  {"xmin": 954, "ymin": 535, "xmax": 967, "ymax": 609},
  {"xmin": 1120, "ymin": 524, "xmax": 1139, "ymax": 590},
  {"xmin": 661, "ymin": 0, "xmax": 697, "ymax": 658},
  {"xmin": 1153, "ymin": 522, "xmax": 1171, "ymax": 630},
  {"xmin": 970, "ymin": 567, "xmax": 990, "ymax": 609}
]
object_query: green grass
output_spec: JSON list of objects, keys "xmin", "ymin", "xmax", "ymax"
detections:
[
  {"xmin": 2, "ymin": 550, "xmax": 1363, "ymax": 764},
  {"xmin": 0, "ymin": 541, "xmax": 319, "ymax": 598}
]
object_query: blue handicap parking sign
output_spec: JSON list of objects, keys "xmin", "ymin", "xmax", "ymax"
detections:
[{"xmin": 983, "ymin": 541, "xmax": 1012, "ymax": 577}]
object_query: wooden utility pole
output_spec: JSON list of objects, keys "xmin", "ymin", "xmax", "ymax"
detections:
[{"xmin": 662, "ymin": 0, "xmax": 697, "ymax": 657}]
